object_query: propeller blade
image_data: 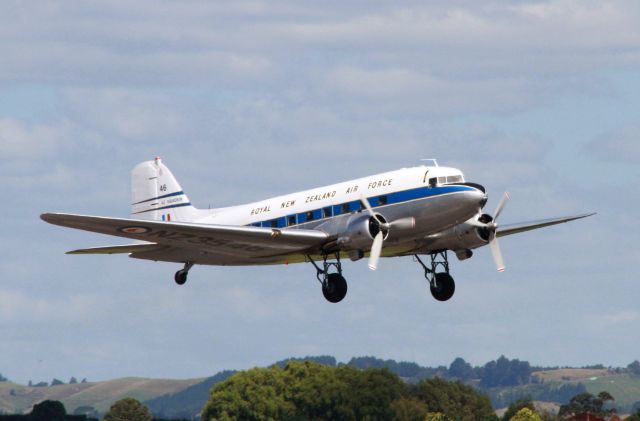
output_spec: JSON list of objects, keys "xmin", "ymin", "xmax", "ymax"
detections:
[
  {"xmin": 368, "ymin": 232, "xmax": 384, "ymax": 271},
  {"xmin": 493, "ymin": 191, "xmax": 510, "ymax": 221},
  {"xmin": 360, "ymin": 195, "xmax": 382, "ymax": 223},
  {"xmin": 489, "ymin": 236, "xmax": 505, "ymax": 272},
  {"xmin": 389, "ymin": 217, "xmax": 416, "ymax": 230}
]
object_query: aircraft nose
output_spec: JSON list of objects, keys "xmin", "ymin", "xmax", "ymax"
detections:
[{"xmin": 465, "ymin": 188, "xmax": 488, "ymax": 209}]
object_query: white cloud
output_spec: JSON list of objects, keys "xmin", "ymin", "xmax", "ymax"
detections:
[{"xmin": 0, "ymin": 118, "xmax": 71, "ymax": 159}]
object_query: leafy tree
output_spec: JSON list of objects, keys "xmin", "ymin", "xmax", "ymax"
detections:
[
  {"xmin": 628, "ymin": 360, "xmax": 640, "ymax": 376},
  {"xmin": 0, "ymin": 373, "xmax": 7, "ymax": 382},
  {"xmin": 51, "ymin": 378, "xmax": 64, "ymax": 386},
  {"xmin": 282, "ymin": 361, "xmax": 352, "ymax": 420},
  {"xmin": 424, "ymin": 413, "xmax": 454, "ymax": 421},
  {"xmin": 409, "ymin": 377, "xmax": 497, "ymax": 421},
  {"xmin": 335, "ymin": 365, "xmax": 405, "ymax": 420},
  {"xmin": 275, "ymin": 355, "xmax": 337, "ymax": 368},
  {"xmin": 69, "ymin": 376, "xmax": 78, "ymax": 384},
  {"xmin": 502, "ymin": 398, "xmax": 535, "ymax": 421},
  {"xmin": 202, "ymin": 361, "xmax": 406, "ymax": 421},
  {"xmin": 390, "ymin": 397, "xmax": 428, "ymax": 421},
  {"xmin": 508, "ymin": 408, "xmax": 542, "ymax": 421},
  {"xmin": 103, "ymin": 397, "xmax": 153, "ymax": 421},
  {"xmin": 448, "ymin": 357, "xmax": 474, "ymax": 381},
  {"xmin": 202, "ymin": 366, "xmax": 295, "ymax": 421},
  {"xmin": 30, "ymin": 400, "xmax": 66, "ymax": 421},
  {"xmin": 480, "ymin": 356, "xmax": 531, "ymax": 388},
  {"xmin": 558, "ymin": 391, "xmax": 615, "ymax": 418}
]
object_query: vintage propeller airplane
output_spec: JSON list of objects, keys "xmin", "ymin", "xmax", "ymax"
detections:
[{"xmin": 41, "ymin": 157, "xmax": 593, "ymax": 303}]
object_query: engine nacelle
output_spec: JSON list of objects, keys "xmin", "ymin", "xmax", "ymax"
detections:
[
  {"xmin": 336, "ymin": 213, "xmax": 387, "ymax": 251},
  {"xmin": 424, "ymin": 214, "xmax": 491, "ymax": 255}
]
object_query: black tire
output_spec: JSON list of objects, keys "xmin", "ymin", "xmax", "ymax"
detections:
[
  {"xmin": 174, "ymin": 270, "xmax": 188, "ymax": 285},
  {"xmin": 322, "ymin": 273, "xmax": 348, "ymax": 303},
  {"xmin": 430, "ymin": 272, "xmax": 455, "ymax": 301}
]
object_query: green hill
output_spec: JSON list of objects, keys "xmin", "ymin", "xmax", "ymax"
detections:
[{"xmin": 0, "ymin": 377, "xmax": 203, "ymax": 415}]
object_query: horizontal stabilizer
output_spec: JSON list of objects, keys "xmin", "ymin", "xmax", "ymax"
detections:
[
  {"xmin": 497, "ymin": 213, "xmax": 595, "ymax": 238},
  {"xmin": 66, "ymin": 243, "xmax": 165, "ymax": 255}
]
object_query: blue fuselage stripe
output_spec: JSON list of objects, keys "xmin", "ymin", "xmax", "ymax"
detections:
[
  {"xmin": 251, "ymin": 185, "xmax": 475, "ymax": 228},
  {"xmin": 132, "ymin": 190, "xmax": 185, "ymax": 205},
  {"xmin": 133, "ymin": 202, "xmax": 192, "ymax": 214}
]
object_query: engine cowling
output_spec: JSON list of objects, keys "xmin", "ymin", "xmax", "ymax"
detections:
[
  {"xmin": 336, "ymin": 213, "xmax": 389, "ymax": 251},
  {"xmin": 424, "ymin": 213, "xmax": 492, "ymax": 256}
]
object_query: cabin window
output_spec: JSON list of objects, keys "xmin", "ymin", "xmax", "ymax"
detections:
[
  {"xmin": 322, "ymin": 207, "xmax": 332, "ymax": 218},
  {"xmin": 446, "ymin": 175, "xmax": 462, "ymax": 183},
  {"xmin": 251, "ymin": 222, "xmax": 260, "ymax": 227},
  {"xmin": 287, "ymin": 215, "xmax": 296, "ymax": 226},
  {"xmin": 438, "ymin": 176, "xmax": 446, "ymax": 184},
  {"xmin": 269, "ymin": 219, "xmax": 278, "ymax": 228},
  {"xmin": 341, "ymin": 203, "xmax": 350, "ymax": 214},
  {"xmin": 378, "ymin": 195, "xmax": 388, "ymax": 206},
  {"xmin": 306, "ymin": 211, "xmax": 314, "ymax": 221},
  {"xmin": 428, "ymin": 177, "xmax": 437, "ymax": 187}
]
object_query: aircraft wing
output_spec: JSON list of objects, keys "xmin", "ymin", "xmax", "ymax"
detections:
[
  {"xmin": 497, "ymin": 213, "xmax": 595, "ymax": 238},
  {"xmin": 41, "ymin": 213, "xmax": 329, "ymax": 258}
]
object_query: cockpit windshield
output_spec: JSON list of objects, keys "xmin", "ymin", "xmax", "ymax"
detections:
[{"xmin": 428, "ymin": 173, "xmax": 464, "ymax": 187}]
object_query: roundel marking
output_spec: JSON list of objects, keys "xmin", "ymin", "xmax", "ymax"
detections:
[{"xmin": 119, "ymin": 226, "xmax": 151, "ymax": 234}]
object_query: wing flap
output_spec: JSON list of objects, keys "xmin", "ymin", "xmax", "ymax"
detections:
[
  {"xmin": 497, "ymin": 213, "xmax": 595, "ymax": 238},
  {"xmin": 42, "ymin": 213, "xmax": 329, "ymax": 257}
]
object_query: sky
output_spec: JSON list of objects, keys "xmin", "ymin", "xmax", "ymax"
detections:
[{"xmin": 1, "ymin": 0, "xmax": 639, "ymax": 384}]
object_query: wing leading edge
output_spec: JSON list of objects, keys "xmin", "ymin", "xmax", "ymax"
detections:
[
  {"xmin": 41, "ymin": 213, "xmax": 329, "ymax": 258},
  {"xmin": 497, "ymin": 212, "xmax": 595, "ymax": 238}
]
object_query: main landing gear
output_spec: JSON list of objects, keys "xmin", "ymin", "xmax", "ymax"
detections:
[
  {"xmin": 307, "ymin": 253, "xmax": 348, "ymax": 303},
  {"xmin": 414, "ymin": 251, "xmax": 456, "ymax": 301},
  {"xmin": 174, "ymin": 262, "xmax": 194, "ymax": 285}
]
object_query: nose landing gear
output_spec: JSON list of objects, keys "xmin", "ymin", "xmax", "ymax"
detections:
[{"xmin": 414, "ymin": 252, "xmax": 455, "ymax": 301}]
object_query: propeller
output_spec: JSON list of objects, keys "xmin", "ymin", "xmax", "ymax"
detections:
[
  {"xmin": 360, "ymin": 195, "xmax": 415, "ymax": 271},
  {"xmin": 486, "ymin": 192, "xmax": 509, "ymax": 272}
]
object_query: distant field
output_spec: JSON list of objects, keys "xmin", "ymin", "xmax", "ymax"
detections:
[
  {"xmin": 0, "ymin": 377, "xmax": 203, "ymax": 414},
  {"xmin": 580, "ymin": 374, "xmax": 640, "ymax": 409},
  {"xmin": 532, "ymin": 369, "xmax": 640, "ymax": 410},
  {"xmin": 533, "ymin": 368, "xmax": 610, "ymax": 382}
]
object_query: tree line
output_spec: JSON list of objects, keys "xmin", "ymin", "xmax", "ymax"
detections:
[{"xmin": 202, "ymin": 360, "xmax": 497, "ymax": 421}]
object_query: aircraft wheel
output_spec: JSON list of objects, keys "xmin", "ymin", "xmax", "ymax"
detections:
[
  {"xmin": 322, "ymin": 273, "xmax": 348, "ymax": 303},
  {"xmin": 430, "ymin": 272, "xmax": 455, "ymax": 301},
  {"xmin": 174, "ymin": 270, "xmax": 188, "ymax": 285}
]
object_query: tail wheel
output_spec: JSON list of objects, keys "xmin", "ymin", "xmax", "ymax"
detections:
[
  {"xmin": 322, "ymin": 273, "xmax": 348, "ymax": 303},
  {"xmin": 174, "ymin": 270, "xmax": 188, "ymax": 285},
  {"xmin": 430, "ymin": 272, "xmax": 455, "ymax": 301}
]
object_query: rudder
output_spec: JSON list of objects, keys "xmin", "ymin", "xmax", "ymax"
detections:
[{"xmin": 131, "ymin": 157, "xmax": 199, "ymax": 221}]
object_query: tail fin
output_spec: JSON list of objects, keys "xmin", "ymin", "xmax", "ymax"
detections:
[{"xmin": 131, "ymin": 157, "xmax": 200, "ymax": 221}]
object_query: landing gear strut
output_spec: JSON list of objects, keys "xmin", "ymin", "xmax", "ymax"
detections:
[
  {"xmin": 174, "ymin": 262, "xmax": 194, "ymax": 285},
  {"xmin": 414, "ymin": 252, "xmax": 455, "ymax": 301},
  {"xmin": 307, "ymin": 253, "xmax": 348, "ymax": 303}
]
